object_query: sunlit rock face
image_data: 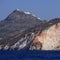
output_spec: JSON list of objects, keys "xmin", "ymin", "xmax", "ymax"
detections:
[
  {"xmin": 31, "ymin": 23, "xmax": 60, "ymax": 50},
  {"xmin": 10, "ymin": 32, "xmax": 35, "ymax": 50}
]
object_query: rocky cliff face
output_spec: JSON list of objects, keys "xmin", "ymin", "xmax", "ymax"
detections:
[
  {"xmin": 0, "ymin": 9, "xmax": 60, "ymax": 50},
  {"xmin": 30, "ymin": 19, "xmax": 60, "ymax": 50}
]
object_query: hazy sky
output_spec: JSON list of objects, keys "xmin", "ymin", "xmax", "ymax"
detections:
[{"xmin": 0, "ymin": 0, "xmax": 60, "ymax": 20}]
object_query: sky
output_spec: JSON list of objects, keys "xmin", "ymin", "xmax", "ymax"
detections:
[{"xmin": 0, "ymin": 0, "xmax": 60, "ymax": 20}]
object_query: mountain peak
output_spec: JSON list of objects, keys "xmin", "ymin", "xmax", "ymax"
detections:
[
  {"xmin": 13, "ymin": 9, "xmax": 23, "ymax": 13},
  {"xmin": 5, "ymin": 9, "xmax": 25, "ymax": 21},
  {"xmin": 16, "ymin": 8, "xmax": 20, "ymax": 11},
  {"xmin": 5, "ymin": 9, "xmax": 41, "ymax": 21}
]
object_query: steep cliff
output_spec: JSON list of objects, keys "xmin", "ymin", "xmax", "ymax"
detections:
[{"xmin": 30, "ymin": 18, "xmax": 60, "ymax": 50}]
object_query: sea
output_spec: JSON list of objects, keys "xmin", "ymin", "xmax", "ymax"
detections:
[{"xmin": 0, "ymin": 50, "xmax": 60, "ymax": 60}]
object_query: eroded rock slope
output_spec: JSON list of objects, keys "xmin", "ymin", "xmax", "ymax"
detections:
[{"xmin": 0, "ymin": 9, "xmax": 60, "ymax": 50}]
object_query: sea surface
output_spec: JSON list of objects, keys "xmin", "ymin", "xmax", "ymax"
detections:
[{"xmin": 0, "ymin": 50, "xmax": 60, "ymax": 60}]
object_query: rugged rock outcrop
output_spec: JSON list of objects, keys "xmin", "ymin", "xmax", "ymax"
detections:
[
  {"xmin": 0, "ymin": 9, "xmax": 60, "ymax": 50},
  {"xmin": 30, "ymin": 19, "xmax": 60, "ymax": 50}
]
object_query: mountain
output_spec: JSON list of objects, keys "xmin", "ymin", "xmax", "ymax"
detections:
[
  {"xmin": 0, "ymin": 9, "xmax": 44, "ymax": 50},
  {"xmin": 0, "ymin": 9, "xmax": 60, "ymax": 50},
  {"xmin": 0, "ymin": 9, "xmax": 42, "ymax": 38}
]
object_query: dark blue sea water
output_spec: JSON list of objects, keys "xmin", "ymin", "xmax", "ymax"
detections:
[{"xmin": 0, "ymin": 50, "xmax": 60, "ymax": 60}]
